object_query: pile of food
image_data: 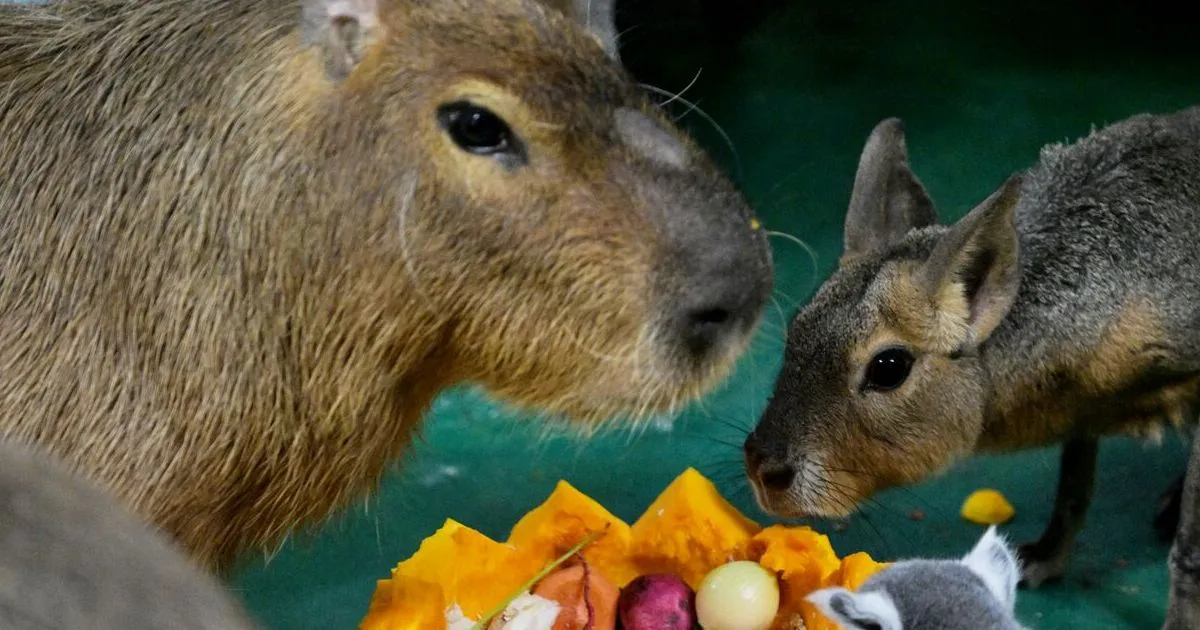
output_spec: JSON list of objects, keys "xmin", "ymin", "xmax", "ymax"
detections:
[{"xmin": 359, "ymin": 468, "xmax": 889, "ymax": 630}]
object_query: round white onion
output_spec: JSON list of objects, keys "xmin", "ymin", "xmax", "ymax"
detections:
[{"xmin": 695, "ymin": 561, "xmax": 780, "ymax": 630}]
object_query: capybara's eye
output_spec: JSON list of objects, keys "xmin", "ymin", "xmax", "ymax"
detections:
[
  {"xmin": 436, "ymin": 101, "xmax": 525, "ymax": 163},
  {"xmin": 862, "ymin": 347, "xmax": 914, "ymax": 392}
]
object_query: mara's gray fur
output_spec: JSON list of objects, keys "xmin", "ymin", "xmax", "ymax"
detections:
[{"xmin": 747, "ymin": 106, "xmax": 1200, "ymax": 628}]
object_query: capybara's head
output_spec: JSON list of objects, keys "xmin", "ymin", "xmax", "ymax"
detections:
[
  {"xmin": 298, "ymin": 0, "xmax": 773, "ymax": 424},
  {"xmin": 743, "ymin": 119, "xmax": 1023, "ymax": 518}
]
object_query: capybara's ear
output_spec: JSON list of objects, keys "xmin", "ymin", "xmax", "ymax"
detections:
[
  {"xmin": 302, "ymin": 0, "xmax": 383, "ymax": 81},
  {"xmin": 538, "ymin": 0, "xmax": 621, "ymax": 61}
]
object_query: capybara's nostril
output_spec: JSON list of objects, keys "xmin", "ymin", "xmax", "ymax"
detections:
[
  {"xmin": 691, "ymin": 307, "xmax": 731, "ymax": 326},
  {"xmin": 759, "ymin": 464, "xmax": 796, "ymax": 492},
  {"xmin": 680, "ymin": 305, "xmax": 734, "ymax": 356},
  {"xmin": 674, "ymin": 277, "xmax": 761, "ymax": 358}
]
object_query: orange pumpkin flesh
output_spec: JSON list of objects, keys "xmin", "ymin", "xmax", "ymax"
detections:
[
  {"xmin": 507, "ymin": 480, "xmax": 637, "ymax": 587},
  {"xmin": 628, "ymin": 468, "xmax": 762, "ymax": 589},
  {"xmin": 359, "ymin": 574, "xmax": 444, "ymax": 630},
  {"xmin": 359, "ymin": 468, "xmax": 888, "ymax": 629},
  {"xmin": 795, "ymin": 552, "xmax": 893, "ymax": 630},
  {"xmin": 385, "ymin": 519, "xmax": 540, "ymax": 620},
  {"xmin": 748, "ymin": 525, "xmax": 841, "ymax": 627}
]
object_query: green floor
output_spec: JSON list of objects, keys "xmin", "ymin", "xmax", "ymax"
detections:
[{"xmin": 232, "ymin": 1, "xmax": 1200, "ymax": 628}]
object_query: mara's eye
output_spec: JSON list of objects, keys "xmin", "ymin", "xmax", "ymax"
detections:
[
  {"xmin": 436, "ymin": 101, "xmax": 524, "ymax": 162},
  {"xmin": 862, "ymin": 347, "xmax": 915, "ymax": 392}
]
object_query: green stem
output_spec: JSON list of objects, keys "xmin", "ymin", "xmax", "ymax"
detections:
[{"xmin": 470, "ymin": 526, "xmax": 609, "ymax": 630}]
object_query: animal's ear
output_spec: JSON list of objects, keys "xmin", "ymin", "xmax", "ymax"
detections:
[
  {"xmin": 540, "ymin": 0, "xmax": 621, "ymax": 61},
  {"xmin": 806, "ymin": 587, "xmax": 902, "ymax": 630},
  {"xmin": 841, "ymin": 118, "xmax": 937, "ymax": 265},
  {"xmin": 961, "ymin": 526, "xmax": 1021, "ymax": 611},
  {"xmin": 302, "ymin": 0, "xmax": 382, "ymax": 82},
  {"xmin": 919, "ymin": 174, "xmax": 1024, "ymax": 350}
]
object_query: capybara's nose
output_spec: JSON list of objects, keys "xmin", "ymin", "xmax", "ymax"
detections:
[
  {"xmin": 674, "ymin": 265, "xmax": 766, "ymax": 358},
  {"xmin": 678, "ymin": 303, "xmax": 735, "ymax": 357}
]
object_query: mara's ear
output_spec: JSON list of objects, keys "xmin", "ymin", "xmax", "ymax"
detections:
[
  {"xmin": 540, "ymin": 0, "xmax": 621, "ymax": 61},
  {"xmin": 961, "ymin": 526, "xmax": 1021, "ymax": 611},
  {"xmin": 919, "ymin": 174, "xmax": 1024, "ymax": 351},
  {"xmin": 806, "ymin": 587, "xmax": 902, "ymax": 630},
  {"xmin": 841, "ymin": 118, "xmax": 937, "ymax": 265},
  {"xmin": 302, "ymin": 0, "xmax": 382, "ymax": 82}
]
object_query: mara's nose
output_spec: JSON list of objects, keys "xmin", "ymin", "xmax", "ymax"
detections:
[{"xmin": 743, "ymin": 431, "xmax": 796, "ymax": 492}]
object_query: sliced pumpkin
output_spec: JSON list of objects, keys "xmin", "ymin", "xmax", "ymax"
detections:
[
  {"xmin": 388, "ymin": 519, "xmax": 540, "ymax": 620},
  {"xmin": 836, "ymin": 552, "xmax": 889, "ymax": 590},
  {"xmin": 628, "ymin": 467, "xmax": 762, "ymax": 589},
  {"xmin": 506, "ymin": 480, "xmax": 637, "ymax": 586},
  {"xmin": 359, "ymin": 467, "xmax": 897, "ymax": 630},
  {"xmin": 750, "ymin": 525, "xmax": 841, "ymax": 624},
  {"xmin": 799, "ymin": 551, "xmax": 890, "ymax": 630},
  {"xmin": 359, "ymin": 574, "xmax": 445, "ymax": 630}
]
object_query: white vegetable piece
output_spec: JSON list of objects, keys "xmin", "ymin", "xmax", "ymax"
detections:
[
  {"xmin": 695, "ymin": 561, "xmax": 780, "ymax": 630},
  {"xmin": 445, "ymin": 604, "xmax": 476, "ymax": 630},
  {"xmin": 486, "ymin": 592, "xmax": 562, "ymax": 630}
]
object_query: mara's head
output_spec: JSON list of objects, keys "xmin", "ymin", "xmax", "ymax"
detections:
[
  {"xmin": 743, "ymin": 119, "xmax": 1024, "ymax": 518},
  {"xmin": 295, "ymin": 0, "xmax": 773, "ymax": 424}
]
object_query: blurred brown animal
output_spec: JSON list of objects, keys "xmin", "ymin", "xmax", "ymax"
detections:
[{"xmin": 0, "ymin": 0, "xmax": 772, "ymax": 573}]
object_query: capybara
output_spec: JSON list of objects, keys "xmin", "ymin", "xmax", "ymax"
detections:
[{"xmin": 0, "ymin": 0, "xmax": 773, "ymax": 572}]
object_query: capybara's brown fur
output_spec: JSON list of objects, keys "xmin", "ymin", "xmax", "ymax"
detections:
[{"xmin": 0, "ymin": 0, "xmax": 773, "ymax": 572}]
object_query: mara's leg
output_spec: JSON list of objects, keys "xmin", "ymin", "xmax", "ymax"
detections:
[
  {"xmin": 1019, "ymin": 436, "xmax": 1099, "ymax": 588},
  {"xmin": 1164, "ymin": 434, "xmax": 1200, "ymax": 630},
  {"xmin": 1156, "ymin": 472, "xmax": 1185, "ymax": 542}
]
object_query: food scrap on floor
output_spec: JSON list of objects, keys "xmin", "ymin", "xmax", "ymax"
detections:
[{"xmin": 960, "ymin": 488, "xmax": 1016, "ymax": 525}]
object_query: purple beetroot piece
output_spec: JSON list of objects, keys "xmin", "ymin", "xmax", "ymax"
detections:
[{"xmin": 618, "ymin": 574, "xmax": 697, "ymax": 630}]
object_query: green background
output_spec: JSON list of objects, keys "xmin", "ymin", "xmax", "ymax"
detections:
[{"xmin": 232, "ymin": 1, "xmax": 1200, "ymax": 627}]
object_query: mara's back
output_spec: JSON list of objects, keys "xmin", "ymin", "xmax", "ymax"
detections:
[
  {"xmin": 1013, "ymin": 105, "xmax": 1200, "ymax": 318},
  {"xmin": 984, "ymin": 105, "xmax": 1200, "ymax": 442}
]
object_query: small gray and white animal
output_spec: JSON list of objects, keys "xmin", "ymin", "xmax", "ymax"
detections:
[{"xmin": 807, "ymin": 527, "xmax": 1027, "ymax": 630}]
